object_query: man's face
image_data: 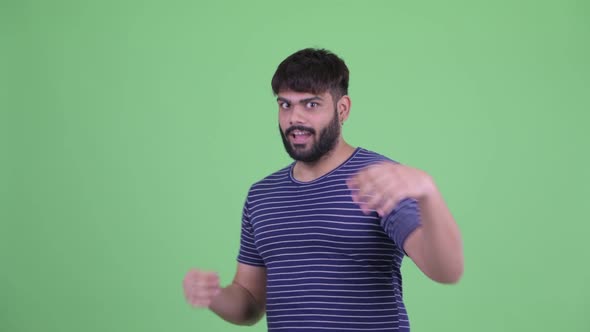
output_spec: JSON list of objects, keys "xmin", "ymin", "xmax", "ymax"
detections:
[{"xmin": 277, "ymin": 91, "xmax": 341, "ymax": 163}]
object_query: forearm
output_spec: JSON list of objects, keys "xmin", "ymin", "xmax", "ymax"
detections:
[
  {"xmin": 417, "ymin": 189, "xmax": 464, "ymax": 283},
  {"xmin": 208, "ymin": 282, "xmax": 265, "ymax": 326}
]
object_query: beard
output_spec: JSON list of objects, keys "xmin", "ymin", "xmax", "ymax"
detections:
[{"xmin": 279, "ymin": 109, "xmax": 341, "ymax": 163}]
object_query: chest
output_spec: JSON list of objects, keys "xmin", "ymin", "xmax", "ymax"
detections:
[{"xmin": 248, "ymin": 188, "xmax": 394, "ymax": 265}]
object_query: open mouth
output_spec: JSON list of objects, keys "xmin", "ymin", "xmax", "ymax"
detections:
[{"xmin": 290, "ymin": 129, "xmax": 313, "ymax": 144}]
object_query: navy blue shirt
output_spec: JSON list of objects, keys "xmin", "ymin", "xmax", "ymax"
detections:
[{"xmin": 238, "ymin": 147, "xmax": 422, "ymax": 331}]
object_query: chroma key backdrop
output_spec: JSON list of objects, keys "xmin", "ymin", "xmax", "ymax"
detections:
[{"xmin": 1, "ymin": 1, "xmax": 588, "ymax": 331}]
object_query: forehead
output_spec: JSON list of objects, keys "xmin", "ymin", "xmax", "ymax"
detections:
[{"xmin": 277, "ymin": 90, "xmax": 331, "ymax": 102}]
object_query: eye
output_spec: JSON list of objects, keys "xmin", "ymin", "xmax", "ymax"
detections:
[
  {"xmin": 279, "ymin": 102, "xmax": 290, "ymax": 109},
  {"xmin": 306, "ymin": 101, "xmax": 319, "ymax": 108}
]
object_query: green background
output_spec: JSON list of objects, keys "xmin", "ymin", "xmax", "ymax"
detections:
[{"xmin": 1, "ymin": 0, "xmax": 589, "ymax": 331}]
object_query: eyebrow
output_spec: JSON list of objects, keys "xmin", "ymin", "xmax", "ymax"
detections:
[{"xmin": 276, "ymin": 96, "xmax": 324, "ymax": 104}]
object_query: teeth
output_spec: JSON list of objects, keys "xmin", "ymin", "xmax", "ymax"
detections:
[{"xmin": 293, "ymin": 130, "xmax": 308, "ymax": 135}]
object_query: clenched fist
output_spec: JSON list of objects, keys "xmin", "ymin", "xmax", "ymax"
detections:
[
  {"xmin": 183, "ymin": 269, "xmax": 221, "ymax": 308},
  {"xmin": 347, "ymin": 162, "xmax": 434, "ymax": 217}
]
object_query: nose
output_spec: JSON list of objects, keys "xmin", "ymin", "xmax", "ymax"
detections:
[{"xmin": 288, "ymin": 105, "xmax": 306, "ymax": 126}]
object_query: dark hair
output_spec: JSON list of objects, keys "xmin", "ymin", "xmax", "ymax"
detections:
[{"xmin": 271, "ymin": 48, "xmax": 349, "ymax": 101}]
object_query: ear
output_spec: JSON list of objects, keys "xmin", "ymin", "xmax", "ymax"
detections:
[{"xmin": 337, "ymin": 95, "xmax": 351, "ymax": 124}]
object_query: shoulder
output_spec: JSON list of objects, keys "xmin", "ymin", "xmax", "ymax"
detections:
[
  {"xmin": 246, "ymin": 164, "xmax": 293, "ymax": 196},
  {"xmin": 351, "ymin": 147, "xmax": 400, "ymax": 168}
]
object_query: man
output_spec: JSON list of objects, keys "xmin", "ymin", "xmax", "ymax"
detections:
[{"xmin": 183, "ymin": 48, "xmax": 463, "ymax": 331}]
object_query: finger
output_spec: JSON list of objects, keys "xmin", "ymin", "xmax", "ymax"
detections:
[
  {"xmin": 185, "ymin": 276, "xmax": 216, "ymax": 295},
  {"xmin": 192, "ymin": 292, "xmax": 213, "ymax": 303},
  {"xmin": 349, "ymin": 186, "xmax": 361, "ymax": 204},
  {"xmin": 373, "ymin": 181, "xmax": 398, "ymax": 215},
  {"xmin": 183, "ymin": 274, "xmax": 197, "ymax": 300},
  {"xmin": 348, "ymin": 167, "xmax": 371, "ymax": 189},
  {"xmin": 185, "ymin": 269, "xmax": 209, "ymax": 286},
  {"xmin": 191, "ymin": 281, "xmax": 215, "ymax": 296},
  {"xmin": 183, "ymin": 269, "xmax": 198, "ymax": 286},
  {"xmin": 192, "ymin": 298, "xmax": 211, "ymax": 308},
  {"xmin": 377, "ymin": 195, "xmax": 399, "ymax": 217},
  {"xmin": 347, "ymin": 176, "xmax": 362, "ymax": 203},
  {"xmin": 357, "ymin": 194, "xmax": 378, "ymax": 215},
  {"xmin": 346, "ymin": 175, "xmax": 359, "ymax": 189},
  {"xmin": 353, "ymin": 186, "xmax": 380, "ymax": 212},
  {"xmin": 354, "ymin": 175, "xmax": 379, "ymax": 200},
  {"xmin": 191, "ymin": 292, "xmax": 214, "ymax": 307},
  {"xmin": 202, "ymin": 286, "xmax": 221, "ymax": 300},
  {"xmin": 357, "ymin": 202, "xmax": 369, "ymax": 215},
  {"xmin": 191, "ymin": 280, "xmax": 220, "ymax": 297},
  {"xmin": 365, "ymin": 164, "xmax": 383, "ymax": 177},
  {"xmin": 205, "ymin": 272, "xmax": 220, "ymax": 283},
  {"xmin": 363, "ymin": 192, "xmax": 383, "ymax": 213},
  {"xmin": 203, "ymin": 279, "xmax": 220, "ymax": 291},
  {"xmin": 188, "ymin": 291, "xmax": 200, "ymax": 306},
  {"xmin": 192, "ymin": 287, "xmax": 220, "ymax": 308},
  {"xmin": 192, "ymin": 271, "xmax": 219, "ymax": 285},
  {"xmin": 205, "ymin": 281, "xmax": 221, "ymax": 289},
  {"xmin": 354, "ymin": 192, "xmax": 372, "ymax": 213}
]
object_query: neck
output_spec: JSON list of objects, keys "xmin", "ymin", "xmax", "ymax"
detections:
[{"xmin": 292, "ymin": 139, "xmax": 356, "ymax": 182}]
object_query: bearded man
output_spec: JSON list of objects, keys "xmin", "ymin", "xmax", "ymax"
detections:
[{"xmin": 183, "ymin": 48, "xmax": 464, "ymax": 332}]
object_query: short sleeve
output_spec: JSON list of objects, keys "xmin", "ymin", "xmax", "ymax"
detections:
[
  {"xmin": 236, "ymin": 200, "xmax": 266, "ymax": 267},
  {"xmin": 381, "ymin": 198, "xmax": 422, "ymax": 255}
]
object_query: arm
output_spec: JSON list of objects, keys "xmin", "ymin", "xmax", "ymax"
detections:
[
  {"xmin": 183, "ymin": 192, "xmax": 267, "ymax": 324},
  {"xmin": 403, "ymin": 184, "xmax": 464, "ymax": 284},
  {"xmin": 347, "ymin": 162, "xmax": 464, "ymax": 284},
  {"xmin": 209, "ymin": 263, "xmax": 267, "ymax": 325},
  {"xmin": 183, "ymin": 263, "xmax": 266, "ymax": 326}
]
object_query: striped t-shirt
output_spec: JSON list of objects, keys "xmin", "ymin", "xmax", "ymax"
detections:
[{"xmin": 237, "ymin": 147, "xmax": 422, "ymax": 331}]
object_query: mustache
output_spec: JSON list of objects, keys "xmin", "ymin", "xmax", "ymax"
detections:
[{"xmin": 285, "ymin": 125, "xmax": 316, "ymax": 136}]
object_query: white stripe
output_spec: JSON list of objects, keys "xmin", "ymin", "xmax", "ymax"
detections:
[
  {"xmin": 269, "ymin": 276, "xmax": 393, "ymax": 281},
  {"xmin": 251, "ymin": 194, "xmax": 356, "ymax": 212},
  {"xmin": 268, "ymin": 326, "xmax": 402, "ymax": 331},
  {"xmin": 272, "ymin": 313, "xmax": 398, "ymax": 319},
  {"xmin": 270, "ymin": 319, "xmax": 399, "ymax": 325},
  {"xmin": 264, "ymin": 251, "xmax": 394, "ymax": 261},
  {"xmin": 262, "ymin": 245, "xmax": 394, "ymax": 257},
  {"xmin": 255, "ymin": 216, "xmax": 379, "ymax": 232},
  {"xmin": 268, "ymin": 294, "xmax": 396, "ymax": 300},
  {"xmin": 267, "ymin": 306, "xmax": 396, "ymax": 312},
  {"xmin": 269, "ymin": 269, "xmax": 393, "ymax": 276},
  {"xmin": 269, "ymin": 288, "xmax": 393, "ymax": 294},
  {"xmin": 269, "ymin": 264, "xmax": 392, "ymax": 270},
  {"xmin": 267, "ymin": 282, "xmax": 392, "ymax": 288},
  {"xmin": 267, "ymin": 300, "xmax": 398, "ymax": 306},
  {"xmin": 253, "ymin": 207, "xmax": 367, "ymax": 222},
  {"xmin": 257, "ymin": 225, "xmax": 388, "ymax": 238},
  {"xmin": 265, "ymin": 257, "xmax": 392, "ymax": 266},
  {"xmin": 258, "ymin": 237, "xmax": 394, "ymax": 251}
]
